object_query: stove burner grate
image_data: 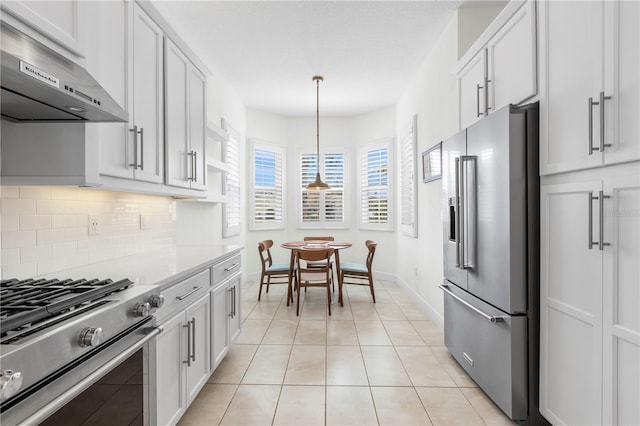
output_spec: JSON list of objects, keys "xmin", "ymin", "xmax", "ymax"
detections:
[{"xmin": 0, "ymin": 278, "xmax": 134, "ymax": 336}]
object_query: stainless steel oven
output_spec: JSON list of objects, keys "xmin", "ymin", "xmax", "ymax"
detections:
[{"xmin": 0, "ymin": 278, "xmax": 164, "ymax": 426}]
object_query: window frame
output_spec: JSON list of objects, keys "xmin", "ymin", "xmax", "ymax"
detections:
[
  {"xmin": 249, "ymin": 139, "xmax": 286, "ymax": 231},
  {"xmin": 297, "ymin": 147, "xmax": 348, "ymax": 229},
  {"xmin": 358, "ymin": 138, "xmax": 394, "ymax": 231}
]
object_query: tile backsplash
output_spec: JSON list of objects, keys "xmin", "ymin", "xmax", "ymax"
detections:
[{"xmin": 1, "ymin": 186, "xmax": 176, "ymax": 279}]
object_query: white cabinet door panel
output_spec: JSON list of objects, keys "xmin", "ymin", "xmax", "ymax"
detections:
[
  {"xmin": 152, "ymin": 311, "xmax": 186, "ymax": 426},
  {"xmin": 459, "ymin": 51, "xmax": 486, "ymax": 130},
  {"xmin": 540, "ymin": 181, "xmax": 604, "ymax": 425},
  {"xmin": 602, "ymin": 173, "xmax": 640, "ymax": 425},
  {"xmin": 185, "ymin": 294, "xmax": 210, "ymax": 405},
  {"xmin": 164, "ymin": 40, "xmax": 190, "ymax": 189},
  {"xmin": 604, "ymin": 1, "xmax": 640, "ymax": 166},
  {"xmin": 488, "ymin": 0, "xmax": 536, "ymax": 112},
  {"xmin": 189, "ymin": 67, "xmax": 207, "ymax": 191},
  {"xmin": 132, "ymin": 4, "xmax": 163, "ymax": 184},
  {"xmin": 540, "ymin": 1, "xmax": 604, "ymax": 174},
  {"xmin": 211, "ymin": 283, "xmax": 230, "ymax": 369}
]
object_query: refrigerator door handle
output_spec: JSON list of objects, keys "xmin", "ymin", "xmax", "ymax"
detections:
[
  {"xmin": 455, "ymin": 157, "xmax": 462, "ymax": 268},
  {"xmin": 440, "ymin": 284, "xmax": 506, "ymax": 323},
  {"xmin": 459, "ymin": 155, "xmax": 476, "ymax": 269},
  {"xmin": 457, "ymin": 157, "xmax": 465, "ymax": 268}
]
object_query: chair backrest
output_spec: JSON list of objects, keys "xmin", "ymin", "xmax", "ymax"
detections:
[
  {"xmin": 365, "ymin": 240, "xmax": 377, "ymax": 271},
  {"xmin": 296, "ymin": 248, "xmax": 334, "ymax": 272},
  {"xmin": 258, "ymin": 240, "xmax": 274, "ymax": 270},
  {"xmin": 303, "ymin": 236, "xmax": 335, "ymax": 241}
]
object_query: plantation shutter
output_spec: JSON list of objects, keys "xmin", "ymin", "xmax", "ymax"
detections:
[
  {"xmin": 400, "ymin": 116, "xmax": 418, "ymax": 237},
  {"xmin": 251, "ymin": 141, "xmax": 284, "ymax": 230},
  {"xmin": 223, "ymin": 125, "xmax": 241, "ymax": 237},
  {"xmin": 299, "ymin": 151, "xmax": 346, "ymax": 227},
  {"xmin": 360, "ymin": 142, "xmax": 391, "ymax": 230}
]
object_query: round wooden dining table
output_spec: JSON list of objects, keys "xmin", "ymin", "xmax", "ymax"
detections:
[{"xmin": 280, "ymin": 240, "xmax": 352, "ymax": 307}]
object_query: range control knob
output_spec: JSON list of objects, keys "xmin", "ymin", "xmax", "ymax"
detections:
[
  {"xmin": 133, "ymin": 302, "xmax": 151, "ymax": 317},
  {"xmin": 79, "ymin": 327, "xmax": 103, "ymax": 347},
  {"xmin": 0, "ymin": 370, "xmax": 23, "ymax": 402},
  {"xmin": 148, "ymin": 294, "xmax": 165, "ymax": 308}
]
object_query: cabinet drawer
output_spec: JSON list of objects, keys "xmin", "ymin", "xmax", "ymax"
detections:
[
  {"xmin": 156, "ymin": 269, "xmax": 210, "ymax": 322},
  {"xmin": 443, "ymin": 283, "xmax": 527, "ymax": 420},
  {"xmin": 212, "ymin": 253, "xmax": 241, "ymax": 284}
]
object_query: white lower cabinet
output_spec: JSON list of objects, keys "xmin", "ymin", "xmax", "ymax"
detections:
[
  {"xmin": 211, "ymin": 274, "xmax": 241, "ymax": 370},
  {"xmin": 150, "ymin": 270, "xmax": 211, "ymax": 426},
  {"xmin": 540, "ymin": 164, "xmax": 640, "ymax": 425}
]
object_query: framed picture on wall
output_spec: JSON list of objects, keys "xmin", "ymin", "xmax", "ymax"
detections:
[{"xmin": 422, "ymin": 142, "xmax": 442, "ymax": 183}]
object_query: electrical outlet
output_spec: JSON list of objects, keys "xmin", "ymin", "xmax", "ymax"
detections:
[
  {"xmin": 139, "ymin": 214, "xmax": 149, "ymax": 230},
  {"xmin": 88, "ymin": 215, "xmax": 99, "ymax": 236}
]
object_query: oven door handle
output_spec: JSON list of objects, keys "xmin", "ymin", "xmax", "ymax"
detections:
[{"xmin": 20, "ymin": 326, "xmax": 162, "ymax": 426}]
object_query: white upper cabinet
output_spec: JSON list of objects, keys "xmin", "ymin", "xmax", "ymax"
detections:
[
  {"xmin": 458, "ymin": 0, "xmax": 537, "ymax": 130},
  {"xmin": 459, "ymin": 50, "xmax": 487, "ymax": 129},
  {"xmin": 0, "ymin": 0, "xmax": 86, "ymax": 60},
  {"xmin": 165, "ymin": 38, "xmax": 207, "ymax": 191},
  {"xmin": 96, "ymin": 2, "xmax": 164, "ymax": 184},
  {"xmin": 130, "ymin": 3, "xmax": 164, "ymax": 183},
  {"xmin": 487, "ymin": 0, "xmax": 536, "ymax": 113},
  {"xmin": 540, "ymin": 0, "xmax": 640, "ymax": 175}
]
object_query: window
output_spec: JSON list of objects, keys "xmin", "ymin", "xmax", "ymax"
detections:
[
  {"xmin": 222, "ymin": 121, "xmax": 241, "ymax": 237},
  {"xmin": 250, "ymin": 140, "xmax": 284, "ymax": 230},
  {"xmin": 400, "ymin": 115, "xmax": 418, "ymax": 237},
  {"xmin": 299, "ymin": 150, "xmax": 346, "ymax": 228},
  {"xmin": 359, "ymin": 139, "xmax": 393, "ymax": 231}
]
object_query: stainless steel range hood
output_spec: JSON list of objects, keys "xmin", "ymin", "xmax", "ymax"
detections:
[{"xmin": 0, "ymin": 22, "xmax": 128, "ymax": 123}]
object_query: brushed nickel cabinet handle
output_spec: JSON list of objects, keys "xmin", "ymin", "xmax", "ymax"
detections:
[
  {"xmin": 129, "ymin": 125, "xmax": 138, "ymax": 168},
  {"xmin": 599, "ymin": 91, "xmax": 612, "ymax": 153},
  {"xmin": 476, "ymin": 84, "xmax": 483, "ymax": 117},
  {"xmin": 588, "ymin": 191, "xmax": 597, "ymax": 249},
  {"xmin": 138, "ymin": 127, "xmax": 144, "ymax": 170},
  {"xmin": 588, "ymin": 97, "xmax": 598, "ymax": 155},
  {"xmin": 598, "ymin": 190, "xmax": 611, "ymax": 251}
]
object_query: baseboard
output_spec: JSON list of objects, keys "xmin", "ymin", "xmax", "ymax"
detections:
[{"xmin": 390, "ymin": 273, "xmax": 444, "ymax": 330}]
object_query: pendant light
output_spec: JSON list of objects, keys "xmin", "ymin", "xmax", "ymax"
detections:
[{"xmin": 306, "ymin": 76, "xmax": 330, "ymax": 190}]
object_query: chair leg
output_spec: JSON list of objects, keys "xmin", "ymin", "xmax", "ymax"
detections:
[
  {"xmin": 258, "ymin": 274, "xmax": 264, "ymax": 301},
  {"xmin": 296, "ymin": 282, "xmax": 302, "ymax": 316},
  {"xmin": 326, "ymin": 282, "xmax": 331, "ymax": 316},
  {"xmin": 368, "ymin": 273, "xmax": 376, "ymax": 303},
  {"xmin": 266, "ymin": 275, "xmax": 271, "ymax": 293}
]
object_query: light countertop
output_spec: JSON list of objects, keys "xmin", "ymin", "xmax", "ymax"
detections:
[{"xmin": 40, "ymin": 245, "xmax": 244, "ymax": 289}]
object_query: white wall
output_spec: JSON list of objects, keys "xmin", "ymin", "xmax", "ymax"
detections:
[
  {"xmin": 395, "ymin": 13, "xmax": 459, "ymax": 326},
  {"xmin": 244, "ymin": 107, "xmax": 397, "ymax": 277}
]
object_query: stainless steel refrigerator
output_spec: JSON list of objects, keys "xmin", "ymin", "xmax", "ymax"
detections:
[{"xmin": 441, "ymin": 103, "xmax": 547, "ymax": 424}]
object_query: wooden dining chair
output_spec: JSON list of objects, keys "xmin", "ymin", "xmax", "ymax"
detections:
[
  {"xmin": 339, "ymin": 240, "xmax": 377, "ymax": 303},
  {"xmin": 296, "ymin": 248, "xmax": 334, "ymax": 316},
  {"xmin": 303, "ymin": 236, "xmax": 335, "ymax": 289},
  {"xmin": 258, "ymin": 240, "xmax": 294, "ymax": 303}
]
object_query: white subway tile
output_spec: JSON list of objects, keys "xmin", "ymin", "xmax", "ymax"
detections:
[
  {"xmin": 1, "ymin": 216, "xmax": 20, "ymax": 232},
  {"xmin": 0, "ymin": 187, "xmax": 20, "ymax": 198},
  {"xmin": 37, "ymin": 259, "xmax": 67, "ymax": 276},
  {"xmin": 1, "ymin": 249, "xmax": 21, "ymax": 266},
  {"xmin": 1, "ymin": 199, "xmax": 36, "ymax": 215},
  {"xmin": 2, "ymin": 263, "xmax": 37, "ymax": 280},
  {"xmin": 37, "ymin": 229, "xmax": 66, "ymax": 245},
  {"xmin": 51, "ymin": 214, "xmax": 86, "ymax": 229},
  {"xmin": 65, "ymin": 227, "xmax": 88, "ymax": 241},
  {"xmin": 20, "ymin": 186, "xmax": 51, "ymax": 199},
  {"xmin": 2, "ymin": 230, "xmax": 36, "ymax": 249},
  {"xmin": 21, "ymin": 245, "xmax": 52, "ymax": 263},
  {"xmin": 37, "ymin": 199, "xmax": 65, "ymax": 214},
  {"xmin": 20, "ymin": 215, "xmax": 52, "ymax": 231},
  {"xmin": 65, "ymin": 252, "xmax": 89, "ymax": 269}
]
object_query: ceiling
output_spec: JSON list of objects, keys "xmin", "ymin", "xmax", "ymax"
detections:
[{"xmin": 152, "ymin": 1, "xmax": 464, "ymax": 117}]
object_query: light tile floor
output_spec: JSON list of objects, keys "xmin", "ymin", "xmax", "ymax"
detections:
[{"xmin": 178, "ymin": 279, "xmax": 515, "ymax": 425}]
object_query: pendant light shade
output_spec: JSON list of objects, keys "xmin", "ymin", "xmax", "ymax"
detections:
[{"xmin": 306, "ymin": 76, "xmax": 330, "ymax": 190}]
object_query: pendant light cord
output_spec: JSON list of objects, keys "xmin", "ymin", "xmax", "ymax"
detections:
[{"xmin": 316, "ymin": 77, "xmax": 320, "ymax": 173}]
